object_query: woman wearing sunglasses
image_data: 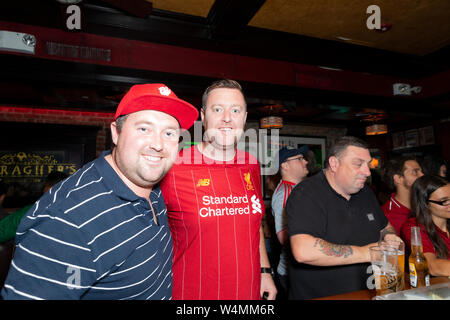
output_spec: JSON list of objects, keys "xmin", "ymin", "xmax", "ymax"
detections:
[{"xmin": 401, "ymin": 174, "xmax": 450, "ymax": 276}]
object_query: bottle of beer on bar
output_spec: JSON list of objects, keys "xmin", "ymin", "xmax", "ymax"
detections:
[{"xmin": 408, "ymin": 226, "xmax": 430, "ymax": 288}]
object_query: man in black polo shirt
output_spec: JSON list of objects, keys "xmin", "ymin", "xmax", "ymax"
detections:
[{"xmin": 286, "ymin": 136, "xmax": 401, "ymax": 299}]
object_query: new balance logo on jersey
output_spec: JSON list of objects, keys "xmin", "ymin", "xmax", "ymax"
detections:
[
  {"xmin": 197, "ymin": 178, "xmax": 210, "ymax": 187},
  {"xmin": 250, "ymin": 195, "xmax": 262, "ymax": 214}
]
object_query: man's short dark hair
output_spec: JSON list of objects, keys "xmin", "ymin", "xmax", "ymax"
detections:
[
  {"xmin": 201, "ymin": 79, "xmax": 245, "ymax": 110},
  {"xmin": 115, "ymin": 114, "xmax": 129, "ymax": 132},
  {"xmin": 324, "ymin": 136, "xmax": 369, "ymax": 169},
  {"xmin": 383, "ymin": 156, "xmax": 419, "ymax": 191}
]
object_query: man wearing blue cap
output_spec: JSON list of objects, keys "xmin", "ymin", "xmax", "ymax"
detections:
[{"xmin": 271, "ymin": 145, "xmax": 309, "ymax": 298}]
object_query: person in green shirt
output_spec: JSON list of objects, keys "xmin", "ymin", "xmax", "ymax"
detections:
[{"xmin": 0, "ymin": 171, "xmax": 69, "ymax": 243}]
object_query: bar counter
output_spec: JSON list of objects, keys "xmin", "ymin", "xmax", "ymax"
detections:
[{"xmin": 314, "ymin": 275, "xmax": 450, "ymax": 300}]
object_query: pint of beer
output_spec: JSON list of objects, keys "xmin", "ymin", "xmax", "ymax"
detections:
[
  {"xmin": 370, "ymin": 246, "xmax": 400, "ymax": 296},
  {"xmin": 380, "ymin": 241, "xmax": 405, "ymax": 291}
]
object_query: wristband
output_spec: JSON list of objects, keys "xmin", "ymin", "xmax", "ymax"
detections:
[{"xmin": 261, "ymin": 267, "xmax": 274, "ymax": 276}]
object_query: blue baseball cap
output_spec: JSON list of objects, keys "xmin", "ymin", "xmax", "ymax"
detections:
[{"xmin": 278, "ymin": 145, "xmax": 309, "ymax": 169}]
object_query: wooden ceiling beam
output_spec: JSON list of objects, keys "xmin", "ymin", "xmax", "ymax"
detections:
[
  {"xmin": 83, "ymin": 6, "xmax": 447, "ymax": 79},
  {"xmin": 99, "ymin": 0, "xmax": 153, "ymax": 18},
  {"xmin": 206, "ymin": 0, "xmax": 266, "ymax": 39},
  {"xmin": 0, "ymin": 1, "xmax": 448, "ymax": 79}
]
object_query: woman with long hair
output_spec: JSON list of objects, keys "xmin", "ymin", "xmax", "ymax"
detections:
[{"xmin": 401, "ymin": 175, "xmax": 450, "ymax": 276}]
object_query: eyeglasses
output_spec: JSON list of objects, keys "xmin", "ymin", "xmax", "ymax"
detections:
[
  {"xmin": 428, "ymin": 199, "xmax": 450, "ymax": 206},
  {"xmin": 286, "ymin": 156, "xmax": 305, "ymax": 162}
]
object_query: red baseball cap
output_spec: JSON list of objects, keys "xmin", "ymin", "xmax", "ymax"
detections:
[{"xmin": 114, "ymin": 83, "xmax": 199, "ymax": 130}]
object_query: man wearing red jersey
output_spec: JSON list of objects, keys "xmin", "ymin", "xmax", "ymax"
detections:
[
  {"xmin": 381, "ymin": 156, "xmax": 424, "ymax": 234},
  {"xmin": 161, "ymin": 79, "xmax": 277, "ymax": 300}
]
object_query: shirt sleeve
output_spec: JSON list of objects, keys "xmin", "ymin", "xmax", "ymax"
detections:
[
  {"xmin": 271, "ymin": 188, "xmax": 286, "ymax": 234},
  {"xmin": 418, "ymin": 226, "xmax": 437, "ymax": 255},
  {"xmin": 1, "ymin": 207, "xmax": 98, "ymax": 300}
]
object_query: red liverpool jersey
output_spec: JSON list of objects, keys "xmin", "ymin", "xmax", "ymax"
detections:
[{"xmin": 160, "ymin": 145, "xmax": 265, "ymax": 300}]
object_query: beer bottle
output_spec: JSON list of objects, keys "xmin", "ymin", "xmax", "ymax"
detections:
[{"xmin": 408, "ymin": 226, "xmax": 430, "ymax": 288}]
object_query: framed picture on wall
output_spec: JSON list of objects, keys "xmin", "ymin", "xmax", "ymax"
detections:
[
  {"xmin": 404, "ymin": 129, "xmax": 420, "ymax": 148},
  {"xmin": 277, "ymin": 136, "xmax": 326, "ymax": 169},
  {"xmin": 419, "ymin": 126, "xmax": 435, "ymax": 145},
  {"xmin": 392, "ymin": 132, "xmax": 405, "ymax": 150}
]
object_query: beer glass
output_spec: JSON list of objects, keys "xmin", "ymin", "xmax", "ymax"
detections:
[
  {"xmin": 370, "ymin": 245, "xmax": 399, "ymax": 296},
  {"xmin": 382, "ymin": 240, "xmax": 405, "ymax": 291}
]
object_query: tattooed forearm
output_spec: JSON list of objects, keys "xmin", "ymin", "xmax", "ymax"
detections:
[{"xmin": 313, "ymin": 239, "xmax": 353, "ymax": 258}]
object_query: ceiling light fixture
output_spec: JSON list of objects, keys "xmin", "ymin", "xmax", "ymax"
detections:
[
  {"xmin": 260, "ymin": 105, "xmax": 284, "ymax": 129},
  {"xmin": 393, "ymin": 83, "xmax": 422, "ymax": 96},
  {"xmin": 260, "ymin": 116, "xmax": 283, "ymax": 129},
  {"xmin": 0, "ymin": 30, "xmax": 36, "ymax": 55},
  {"xmin": 366, "ymin": 123, "xmax": 388, "ymax": 135}
]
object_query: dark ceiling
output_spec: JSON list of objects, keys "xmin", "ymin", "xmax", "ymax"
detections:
[{"xmin": 0, "ymin": 0, "xmax": 449, "ymax": 134}]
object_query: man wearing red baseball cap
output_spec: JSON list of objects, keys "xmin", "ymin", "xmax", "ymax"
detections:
[{"xmin": 2, "ymin": 83, "xmax": 198, "ymax": 300}]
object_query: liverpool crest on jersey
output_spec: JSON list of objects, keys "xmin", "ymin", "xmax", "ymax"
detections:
[{"xmin": 243, "ymin": 172, "xmax": 254, "ymax": 190}]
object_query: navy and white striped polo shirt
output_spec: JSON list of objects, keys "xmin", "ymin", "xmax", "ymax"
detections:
[{"xmin": 1, "ymin": 151, "xmax": 173, "ymax": 300}]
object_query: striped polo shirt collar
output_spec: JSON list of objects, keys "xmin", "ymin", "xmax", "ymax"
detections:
[{"xmin": 96, "ymin": 150, "xmax": 142, "ymax": 203}]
